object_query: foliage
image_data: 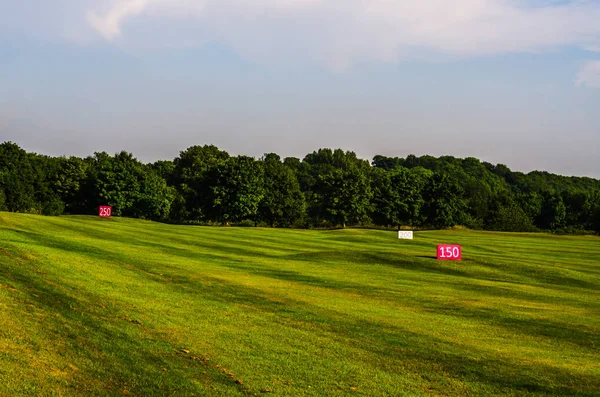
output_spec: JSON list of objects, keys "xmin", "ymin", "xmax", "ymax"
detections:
[
  {"xmin": 1, "ymin": 141, "xmax": 600, "ymax": 233},
  {"xmin": 488, "ymin": 204, "xmax": 538, "ymax": 232},
  {"xmin": 371, "ymin": 166, "xmax": 431, "ymax": 228},
  {"xmin": 422, "ymin": 172, "xmax": 466, "ymax": 228},
  {"xmin": 302, "ymin": 149, "xmax": 373, "ymax": 227},
  {"xmin": 258, "ymin": 153, "xmax": 305, "ymax": 227},
  {"xmin": 171, "ymin": 145, "xmax": 230, "ymax": 222},
  {"xmin": 0, "ymin": 142, "xmax": 39, "ymax": 212},
  {"xmin": 209, "ymin": 155, "xmax": 265, "ymax": 224},
  {"xmin": 0, "ymin": 188, "xmax": 5, "ymax": 211}
]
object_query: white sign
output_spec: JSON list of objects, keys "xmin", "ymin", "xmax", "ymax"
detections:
[{"xmin": 398, "ymin": 231, "xmax": 413, "ymax": 240}]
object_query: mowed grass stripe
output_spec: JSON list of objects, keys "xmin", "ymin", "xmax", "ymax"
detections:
[{"xmin": 1, "ymin": 212, "xmax": 599, "ymax": 396}]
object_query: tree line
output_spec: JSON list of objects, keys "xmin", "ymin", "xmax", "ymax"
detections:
[{"xmin": 1, "ymin": 141, "xmax": 600, "ymax": 234}]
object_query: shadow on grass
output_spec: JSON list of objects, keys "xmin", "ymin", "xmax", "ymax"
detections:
[
  {"xmin": 20, "ymin": 221, "xmax": 600, "ymax": 293},
  {"xmin": 56, "ymin": 244, "xmax": 597, "ymax": 397},
  {"xmin": 10, "ymin": 226, "xmax": 599, "ymax": 306},
  {"xmin": 9, "ymin": 228, "xmax": 600, "ymax": 347},
  {"xmin": 47, "ymin": 220, "xmax": 308, "ymax": 258},
  {"xmin": 428, "ymin": 281, "xmax": 600, "ymax": 350},
  {"xmin": 144, "ymin": 271, "xmax": 600, "ymax": 396},
  {"xmin": 286, "ymin": 250, "xmax": 473, "ymax": 278},
  {"xmin": 0, "ymin": 245, "xmax": 246, "ymax": 396},
  {"xmin": 4, "ymin": 227, "xmax": 600, "ymax": 395}
]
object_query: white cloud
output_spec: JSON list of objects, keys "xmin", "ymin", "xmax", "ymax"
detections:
[
  {"xmin": 576, "ymin": 61, "xmax": 600, "ymax": 88},
  {"xmin": 87, "ymin": 0, "xmax": 151, "ymax": 40},
  {"xmin": 3, "ymin": 1, "xmax": 600, "ymax": 69},
  {"xmin": 81, "ymin": 0, "xmax": 600, "ymax": 68}
]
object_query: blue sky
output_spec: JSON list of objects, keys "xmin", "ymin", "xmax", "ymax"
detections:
[{"xmin": 1, "ymin": 0, "xmax": 599, "ymax": 177}]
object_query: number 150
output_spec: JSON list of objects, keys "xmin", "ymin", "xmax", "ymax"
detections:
[{"xmin": 437, "ymin": 245, "xmax": 461, "ymax": 260}]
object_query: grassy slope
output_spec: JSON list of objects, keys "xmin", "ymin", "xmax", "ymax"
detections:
[{"xmin": 0, "ymin": 213, "xmax": 599, "ymax": 396}]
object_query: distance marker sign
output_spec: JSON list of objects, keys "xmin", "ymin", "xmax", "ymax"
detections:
[
  {"xmin": 99, "ymin": 206, "xmax": 112, "ymax": 218},
  {"xmin": 437, "ymin": 244, "xmax": 461, "ymax": 260},
  {"xmin": 398, "ymin": 231, "xmax": 413, "ymax": 239}
]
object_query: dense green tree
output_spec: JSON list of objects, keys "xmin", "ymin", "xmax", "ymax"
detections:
[
  {"xmin": 423, "ymin": 173, "xmax": 466, "ymax": 228},
  {"xmin": 371, "ymin": 155, "xmax": 404, "ymax": 170},
  {"xmin": 210, "ymin": 156, "xmax": 265, "ymax": 225},
  {"xmin": 151, "ymin": 160, "xmax": 176, "ymax": 184},
  {"xmin": 517, "ymin": 191, "xmax": 543, "ymax": 223},
  {"xmin": 585, "ymin": 191, "xmax": 600, "ymax": 233},
  {"xmin": 0, "ymin": 142, "xmax": 38, "ymax": 212},
  {"xmin": 132, "ymin": 167, "xmax": 175, "ymax": 220},
  {"xmin": 537, "ymin": 193, "xmax": 567, "ymax": 231},
  {"xmin": 461, "ymin": 157, "xmax": 512, "ymax": 229},
  {"xmin": 0, "ymin": 187, "xmax": 6, "ymax": 211},
  {"xmin": 172, "ymin": 145, "xmax": 230, "ymax": 221},
  {"xmin": 93, "ymin": 151, "xmax": 140, "ymax": 216},
  {"xmin": 1, "ymin": 140, "xmax": 600, "ymax": 233},
  {"xmin": 48, "ymin": 156, "xmax": 89, "ymax": 214},
  {"xmin": 461, "ymin": 180, "xmax": 491, "ymax": 229},
  {"xmin": 484, "ymin": 162, "xmax": 518, "ymax": 185},
  {"xmin": 371, "ymin": 166, "xmax": 431, "ymax": 228},
  {"xmin": 487, "ymin": 202, "xmax": 537, "ymax": 232},
  {"xmin": 90, "ymin": 151, "xmax": 173, "ymax": 220},
  {"xmin": 26, "ymin": 154, "xmax": 65, "ymax": 215},
  {"xmin": 315, "ymin": 168, "xmax": 371, "ymax": 227},
  {"xmin": 303, "ymin": 149, "xmax": 372, "ymax": 227},
  {"xmin": 258, "ymin": 154, "xmax": 305, "ymax": 227},
  {"xmin": 593, "ymin": 213, "xmax": 600, "ymax": 234},
  {"xmin": 282, "ymin": 157, "xmax": 302, "ymax": 172},
  {"xmin": 561, "ymin": 189, "xmax": 593, "ymax": 230}
]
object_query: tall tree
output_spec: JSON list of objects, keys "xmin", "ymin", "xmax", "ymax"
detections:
[
  {"xmin": 29, "ymin": 154, "xmax": 66, "ymax": 215},
  {"xmin": 90, "ymin": 151, "xmax": 173, "ymax": 219},
  {"xmin": 561, "ymin": 189, "xmax": 593, "ymax": 230},
  {"xmin": 132, "ymin": 167, "xmax": 175, "ymax": 220},
  {"xmin": 303, "ymin": 149, "xmax": 373, "ymax": 227},
  {"xmin": 0, "ymin": 142, "xmax": 39, "ymax": 213},
  {"xmin": 0, "ymin": 187, "xmax": 5, "ymax": 211},
  {"xmin": 258, "ymin": 153, "xmax": 305, "ymax": 227},
  {"xmin": 590, "ymin": 192, "xmax": 600, "ymax": 234},
  {"xmin": 49, "ymin": 156, "xmax": 89, "ymax": 214},
  {"xmin": 423, "ymin": 172, "xmax": 466, "ymax": 228},
  {"xmin": 537, "ymin": 192, "xmax": 567, "ymax": 230},
  {"xmin": 151, "ymin": 160, "xmax": 176, "ymax": 184},
  {"xmin": 172, "ymin": 145, "xmax": 230, "ymax": 221},
  {"xmin": 371, "ymin": 166, "xmax": 431, "ymax": 229},
  {"xmin": 486, "ymin": 194, "xmax": 537, "ymax": 232},
  {"xmin": 2, "ymin": 141, "xmax": 600, "ymax": 233},
  {"xmin": 209, "ymin": 156, "xmax": 265, "ymax": 225},
  {"xmin": 93, "ymin": 151, "xmax": 141, "ymax": 216}
]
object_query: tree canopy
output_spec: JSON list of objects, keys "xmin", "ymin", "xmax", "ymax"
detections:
[{"xmin": 1, "ymin": 141, "xmax": 599, "ymax": 234}]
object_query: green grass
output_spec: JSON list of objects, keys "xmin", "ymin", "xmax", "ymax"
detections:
[{"xmin": 1, "ymin": 212, "xmax": 599, "ymax": 396}]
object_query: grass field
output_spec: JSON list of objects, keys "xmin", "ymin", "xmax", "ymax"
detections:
[{"xmin": 1, "ymin": 212, "xmax": 599, "ymax": 396}]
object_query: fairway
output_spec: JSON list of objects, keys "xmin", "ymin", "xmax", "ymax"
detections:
[{"xmin": 1, "ymin": 213, "xmax": 599, "ymax": 396}]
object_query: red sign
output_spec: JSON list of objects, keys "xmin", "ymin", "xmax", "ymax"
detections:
[
  {"xmin": 99, "ymin": 206, "xmax": 112, "ymax": 218},
  {"xmin": 437, "ymin": 244, "xmax": 461, "ymax": 260}
]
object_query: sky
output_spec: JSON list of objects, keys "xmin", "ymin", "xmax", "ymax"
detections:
[{"xmin": 1, "ymin": 0, "xmax": 599, "ymax": 178}]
